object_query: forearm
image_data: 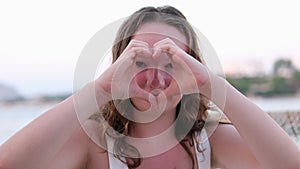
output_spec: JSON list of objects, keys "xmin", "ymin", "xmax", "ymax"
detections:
[
  {"xmin": 0, "ymin": 82, "xmax": 108, "ymax": 169},
  {"xmin": 213, "ymin": 76, "xmax": 300, "ymax": 169}
]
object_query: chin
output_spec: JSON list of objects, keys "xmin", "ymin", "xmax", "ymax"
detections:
[
  {"xmin": 130, "ymin": 94, "xmax": 182, "ymax": 113},
  {"xmin": 130, "ymin": 97, "xmax": 151, "ymax": 112}
]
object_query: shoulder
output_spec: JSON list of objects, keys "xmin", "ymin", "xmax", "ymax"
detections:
[
  {"xmin": 82, "ymin": 119, "xmax": 110, "ymax": 169},
  {"xmin": 45, "ymin": 119, "xmax": 106, "ymax": 169},
  {"xmin": 81, "ymin": 118, "xmax": 108, "ymax": 154},
  {"xmin": 209, "ymin": 124, "xmax": 261, "ymax": 169}
]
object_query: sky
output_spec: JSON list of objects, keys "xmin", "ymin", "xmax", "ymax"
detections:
[{"xmin": 0, "ymin": 0, "xmax": 299, "ymax": 97}]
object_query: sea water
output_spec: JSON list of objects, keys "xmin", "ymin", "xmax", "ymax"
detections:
[{"xmin": 1, "ymin": 97, "xmax": 300, "ymax": 145}]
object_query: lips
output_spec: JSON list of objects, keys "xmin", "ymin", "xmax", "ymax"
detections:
[{"xmin": 151, "ymin": 89, "xmax": 161, "ymax": 96}]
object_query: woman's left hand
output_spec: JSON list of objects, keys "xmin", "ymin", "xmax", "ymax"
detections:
[{"xmin": 152, "ymin": 38, "xmax": 211, "ymax": 97}]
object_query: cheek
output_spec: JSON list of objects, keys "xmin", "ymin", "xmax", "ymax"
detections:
[
  {"xmin": 134, "ymin": 70, "xmax": 148, "ymax": 88},
  {"xmin": 160, "ymin": 71, "xmax": 172, "ymax": 87}
]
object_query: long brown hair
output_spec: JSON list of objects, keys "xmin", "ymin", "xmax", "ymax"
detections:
[{"xmin": 93, "ymin": 6, "xmax": 210, "ymax": 168}]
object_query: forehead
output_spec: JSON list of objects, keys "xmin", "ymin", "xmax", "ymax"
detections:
[{"xmin": 132, "ymin": 22, "xmax": 188, "ymax": 50}]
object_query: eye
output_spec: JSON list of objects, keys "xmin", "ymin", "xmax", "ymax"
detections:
[
  {"xmin": 165, "ymin": 63, "xmax": 173, "ymax": 69},
  {"xmin": 136, "ymin": 61, "xmax": 147, "ymax": 68}
]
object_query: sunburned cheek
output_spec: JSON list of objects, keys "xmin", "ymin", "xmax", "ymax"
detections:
[
  {"xmin": 135, "ymin": 70, "xmax": 148, "ymax": 88},
  {"xmin": 160, "ymin": 71, "xmax": 172, "ymax": 88}
]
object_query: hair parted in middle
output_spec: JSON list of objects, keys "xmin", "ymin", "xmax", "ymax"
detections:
[{"xmin": 90, "ymin": 5, "xmax": 210, "ymax": 169}]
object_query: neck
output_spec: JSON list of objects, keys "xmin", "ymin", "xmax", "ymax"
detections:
[
  {"xmin": 127, "ymin": 108, "xmax": 181, "ymax": 157},
  {"xmin": 129, "ymin": 108, "xmax": 177, "ymax": 138}
]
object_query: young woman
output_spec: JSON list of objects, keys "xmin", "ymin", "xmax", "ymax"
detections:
[{"xmin": 0, "ymin": 6, "xmax": 299, "ymax": 169}]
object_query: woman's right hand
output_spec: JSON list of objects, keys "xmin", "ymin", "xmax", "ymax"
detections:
[{"xmin": 95, "ymin": 40, "xmax": 152, "ymax": 102}]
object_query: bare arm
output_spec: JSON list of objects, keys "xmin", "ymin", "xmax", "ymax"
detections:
[
  {"xmin": 152, "ymin": 37, "xmax": 300, "ymax": 169},
  {"xmin": 0, "ymin": 82, "xmax": 109, "ymax": 169},
  {"xmin": 210, "ymin": 76, "xmax": 300, "ymax": 169},
  {"xmin": 210, "ymin": 124, "xmax": 261, "ymax": 169},
  {"xmin": 151, "ymin": 37, "xmax": 299, "ymax": 168},
  {"xmin": 0, "ymin": 40, "xmax": 151, "ymax": 169}
]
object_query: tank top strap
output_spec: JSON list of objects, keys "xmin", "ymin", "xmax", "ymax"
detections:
[
  {"xmin": 194, "ymin": 130, "xmax": 211, "ymax": 169},
  {"xmin": 107, "ymin": 130, "xmax": 211, "ymax": 169},
  {"xmin": 106, "ymin": 135, "xmax": 128, "ymax": 169}
]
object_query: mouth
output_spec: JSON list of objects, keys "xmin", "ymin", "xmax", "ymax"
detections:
[{"xmin": 151, "ymin": 89, "xmax": 162, "ymax": 96}]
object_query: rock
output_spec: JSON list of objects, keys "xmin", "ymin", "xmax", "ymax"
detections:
[{"xmin": 0, "ymin": 83, "xmax": 23, "ymax": 102}]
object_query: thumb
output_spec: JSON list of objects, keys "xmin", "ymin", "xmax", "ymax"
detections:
[{"xmin": 129, "ymin": 79, "xmax": 150, "ymax": 100}]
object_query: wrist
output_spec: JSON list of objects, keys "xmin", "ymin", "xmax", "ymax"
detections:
[
  {"xmin": 200, "ymin": 72, "xmax": 227, "ymax": 111},
  {"xmin": 91, "ymin": 80, "xmax": 110, "ymax": 108},
  {"xmin": 73, "ymin": 82, "xmax": 100, "ymax": 121}
]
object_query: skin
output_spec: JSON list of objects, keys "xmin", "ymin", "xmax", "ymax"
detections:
[{"xmin": 0, "ymin": 22, "xmax": 299, "ymax": 169}]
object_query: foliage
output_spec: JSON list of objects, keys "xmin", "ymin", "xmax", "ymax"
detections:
[
  {"xmin": 226, "ymin": 76, "xmax": 268, "ymax": 95},
  {"xmin": 273, "ymin": 58, "xmax": 295, "ymax": 76},
  {"xmin": 255, "ymin": 76, "xmax": 297, "ymax": 97},
  {"xmin": 226, "ymin": 58, "xmax": 300, "ymax": 97}
]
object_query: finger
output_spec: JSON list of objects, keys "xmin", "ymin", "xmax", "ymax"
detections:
[
  {"xmin": 151, "ymin": 48, "xmax": 163, "ymax": 60},
  {"xmin": 128, "ymin": 39, "xmax": 150, "ymax": 48},
  {"xmin": 153, "ymin": 39, "xmax": 183, "ymax": 63},
  {"xmin": 117, "ymin": 46, "xmax": 152, "ymax": 66},
  {"xmin": 133, "ymin": 46, "xmax": 153, "ymax": 59},
  {"xmin": 129, "ymin": 79, "xmax": 150, "ymax": 99},
  {"xmin": 153, "ymin": 37, "xmax": 174, "ymax": 47},
  {"xmin": 152, "ymin": 38, "xmax": 169, "ymax": 58},
  {"xmin": 162, "ymin": 78, "xmax": 181, "ymax": 97},
  {"xmin": 117, "ymin": 39, "xmax": 150, "ymax": 59},
  {"xmin": 153, "ymin": 38, "xmax": 176, "ymax": 53},
  {"xmin": 123, "ymin": 39, "xmax": 151, "ymax": 57}
]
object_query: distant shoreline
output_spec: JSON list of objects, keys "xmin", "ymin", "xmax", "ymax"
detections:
[
  {"xmin": 0, "ymin": 99, "xmax": 60, "ymax": 108},
  {"xmin": 1, "ymin": 96, "xmax": 300, "ymax": 113}
]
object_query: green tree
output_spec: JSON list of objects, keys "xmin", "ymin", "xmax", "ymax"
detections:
[{"xmin": 273, "ymin": 58, "xmax": 295, "ymax": 77}]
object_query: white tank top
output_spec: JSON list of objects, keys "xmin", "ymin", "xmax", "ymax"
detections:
[{"xmin": 107, "ymin": 130, "xmax": 211, "ymax": 169}]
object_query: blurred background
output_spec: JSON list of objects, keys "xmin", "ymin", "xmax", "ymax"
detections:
[{"xmin": 1, "ymin": 0, "xmax": 299, "ymax": 145}]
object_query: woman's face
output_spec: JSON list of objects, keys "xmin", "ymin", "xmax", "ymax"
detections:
[{"xmin": 129, "ymin": 22, "xmax": 188, "ymax": 112}]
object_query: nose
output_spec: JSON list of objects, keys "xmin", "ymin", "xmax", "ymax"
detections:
[
  {"xmin": 146, "ymin": 69, "xmax": 171, "ymax": 90},
  {"xmin": 135, "ymin": 68, "xmax": 172, "ymax": 91}
]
